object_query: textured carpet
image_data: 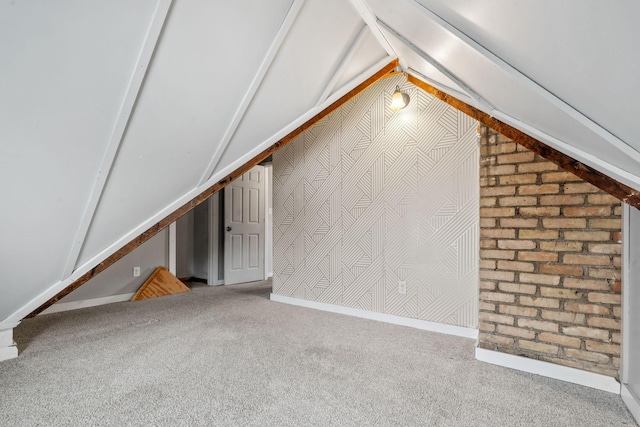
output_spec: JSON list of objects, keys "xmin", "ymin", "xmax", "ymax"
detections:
[{"xmin": 1, "ymin": 281, "xmax": 636, "ymax": 426}]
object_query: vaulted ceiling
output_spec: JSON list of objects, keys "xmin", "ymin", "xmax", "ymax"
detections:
[{"xmin": 1, "ymin": 0, "xmax": 638, "ymax": 326}]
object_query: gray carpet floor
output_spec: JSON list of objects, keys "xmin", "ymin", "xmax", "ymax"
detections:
[{"xmin": 0, "ymin": 280, "xmax": 636, "ymax": 426}]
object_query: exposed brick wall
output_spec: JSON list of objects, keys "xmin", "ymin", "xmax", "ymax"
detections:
[{"xmin": 478, "ymin": 125, "xmax": 622, "ymax": 378}]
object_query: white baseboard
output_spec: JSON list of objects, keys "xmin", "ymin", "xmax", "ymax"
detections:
[
  {"xmin": 475, "ymin": 347, "xmax": 620, "ymax": 394},
  {"xmin": 0, "ymin": 343, "xmax": 18, "ymax": 362},
  {"xmin": 270, "ymin": 294, "xmax": 478, "ymax": 339},
  {"xmin": 40, "ymin": 293, "xmax": 135, "ymax": 315},
  {"xmin": 622, "ymin": 384, "xmax": 640, "ymax": 424}
]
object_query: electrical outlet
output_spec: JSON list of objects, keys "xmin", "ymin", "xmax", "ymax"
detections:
[
  {"xmin": 398, "ymin": 281, "xmax": 406, "ymax": 295},
  {"xmin": 133, "ymin": 267, "xmax": 140, "ymax": 277}
]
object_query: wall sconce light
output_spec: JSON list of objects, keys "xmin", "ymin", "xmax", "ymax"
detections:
[{"xmin": 391, "ymin": 85, "xmax": 410, "ymax": 111}]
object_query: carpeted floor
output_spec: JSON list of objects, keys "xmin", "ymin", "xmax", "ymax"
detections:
[{"xmin": 0, "ymin": 280, "xmax": 636, "ymax": 426}]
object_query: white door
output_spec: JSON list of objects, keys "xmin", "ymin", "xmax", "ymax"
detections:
[
  {"xmin": 623, "ymin": 204, "xmax": 640, "ymax": 423},
  {"xmin": 224, "ymin": 165, "xmax": 265, "ymax": 285}
]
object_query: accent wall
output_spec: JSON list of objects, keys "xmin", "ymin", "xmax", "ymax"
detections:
[{"xmin": 272, "ymin": 75, "xmax": 479, "ymax": 328}]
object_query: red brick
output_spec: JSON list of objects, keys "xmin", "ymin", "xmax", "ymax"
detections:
[
  {"xmin": 518, "ymin": 162, "xmax": 559, "ymax": 173},
  {"xmin": 586, "ymin": 341, "xmax": 620, "ymax": 355},
  {"xmin": 480, "ymin": 280, "xmax": 496, "ymax": 290},
  {"xmin": 564, "ymin": 348, "xmax": 609, "ymax": 364},
  {"xmin": 480, "ymin": 291, "xmax": 515, "ymax": 303},
  {"xmin": 481, "ymin": 186, "xmax": 516, "ymax": 196},
  {"xmin": 497, "ymin": 260, "xmax": 535, "ymax": 272},
  {"xmin": 480, "ymin": 239, "xmax": 497, "ymax": 249},
  {"xmin": 537, "ymin": 333, "xmax": 581, "ymax": 348},
  {"xmin": 517, "ymin": 251, "xmax": 558, "ymax": 262},
  {"xmin": 479, "ymin": 312, "xmax": 514, "ymax": 325},
  {"xmin": 498, "ymin": 282, "xmax": 537, "ymax": 295},
  {"xmin": 587, "ymin": 317, "xmax": 620, "ymax": 330},
  {"xmin": 564, "ymin": 182, "xmax": 599, "ymax": 194},
  {"xmin": 539, "ymin": 241, "xmax": 583, "ymax": 252},
  {"xmin": 496, "ymin": 325, "xmax": 536, "ymax": 339},
  {"xmin": 486, "ymin": 165, "xmax": 517, "ymax": 176},
  {"xmin": 562, "ymin": 326, "xmax": 609, "ymax": 340},
  {"xmin": 541, "ymin": 310, "xmax": 585, "ymax": 324},
  {"xmin": 539, "ymin": 264, "xmax": 583, "ymax": 276},
  {"xmin": 587, "ymin": 293, "xmax": 621, "ymax": 304},
  {"xmin": 519, "ymin": 340, "xmax": 559, "ymax": 355},
  {"xmin": 564, "ymin": 302, "xmax": 610, "ymax": 315},
  {"xmin": 481, "ymin": 229, "xmax": 516, "ymax": 239},
  {"xmin": 563, "ymin": 206, "xmax": 611, "ymax": 217},
  {"xmin": 588, "ymin": 268, "xmax": 620, "ymax": 280},
  {"xmin": 519, "ymin": 273, "xmax": 560, "ymax": 286},
  {"xmin": 518, "ymin": 184, "xmax": 559, "ymax": 195},
  {"xmin": 563, "ymin": 277, "xmax": 610, "ymax": 291},
  {"xmin": 541, "ymin": 218, "xmax": 587, "ymax": 229},
  {"xmin": 499, "ymin": 305, "xmax": 538, "ymax": 317},
  {"xmin": 519, "ymin": 207, "xmax": 561, "ymax": 217},
  {"xmin": 588, "ymin": 219, "xmax": 621, "ymax": 229},
  {"xmin": 563, "ymin": 254, "xmax": 611, "ymax": 265},
  {"xmin": 479, "ymin": 301, "xmax": 495, "ymax": 311},
  {"xmin": 480, "ymin": 260, "xmax": 496, "ymax": 269},
  {"xmin": 480, "ymin": 207, "xmax": 516, "ymax": 217},
  {"xmin": 587, "ymin": 194, "xmax": 620, "ymax": 205},
  {"xmin": 499, "ymin": 196, "xmax": 537, "ymax": 206},
  {"xmin": 479, "ymin": 322, "xmax": 496, "ymax": 332},
  {"xmin": 518, "ymin": 318, "xmax": 558, "ymax": 332},
  {"xmin": 540, "ymin": 287, "xmax": 581, "ymax": 299},
  {"xmin": 480, "ymin": 197, "xmax": 497, "ymax": 207},
  {"xmin": 587, "ymin": 243, "xmax": 620, "ymax": 254},
  {"xmin": 480, "ymin": 250, "xmax": 515, "ymax": 260},
  {"xmin": 499, "ymin": 174, "xmax": 537, "ymax": 185},
  {"xmin": 480, "ymin": 218, "xmax": 496, "ymax": 228},
  {"xmin": 539, "ymin": 195, "xmax": 584, "ymax": 205},
  {"xmin": 487, "ymin": 142, "xmax": 517, "ymax": 155},
  {"xmin": 612, "ymin": 281, "xmax": 621, "ymax": 293},
  {"xmin": 480, "ymin": 176, "xmax": 496, "ymax": 187},
  {"xmin": 497, "ymin": 152, "xmax": 536, "ymax": 164},
  {"xmin": 563, "ymin": 231, "xmax": 611, "ymax": 242},
  {"xmin": 479, "ymin": 332, "xmax": 515, "ymax": 346},
  {"xmin": 542, "ymin": 171, "xmax": 582, "ymax": 182},
  {"xmin": 520, "ymin": 296, "xmax": 560, "ymax": 308},
  {"xmin": 497, "ymin": 240, "xmax": 536, "ymax": 250},
  {"xmin": 519, "ymin": 229, "xmax": 558, "ymax": 240},
  {"xmin": 480, "ymin": 270, "xmax": 515, "ymax": 281},
  {"xmin": 499, "ymin": 218, "xmax": 538, "ymax": 228}
]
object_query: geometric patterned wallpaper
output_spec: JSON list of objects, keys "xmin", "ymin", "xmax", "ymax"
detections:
[{"xmin": 273, "ymin": 75, "xmax": 479, "ymax": 328}]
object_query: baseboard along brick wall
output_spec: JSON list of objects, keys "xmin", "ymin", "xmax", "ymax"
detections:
[{"xmin": 478, "ymin": 124, "xmax": 622, "ymax": 378}]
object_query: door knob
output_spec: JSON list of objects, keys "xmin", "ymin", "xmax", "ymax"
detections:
[{"xmin": 226, "ymin": 226, "xmax": 232, "ymax": 232}]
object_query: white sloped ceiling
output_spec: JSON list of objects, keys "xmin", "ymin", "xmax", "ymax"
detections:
[
  {"xmin": 0, "ymin": 0, "xmax": 160, "ymax": 323},
  {"xmin": 2, "ymin": 0, "xmax": 640, "ymax": 327},
  {"xmin": 367, "ymin": 0, "xmax": 640, "ymax": 189}
]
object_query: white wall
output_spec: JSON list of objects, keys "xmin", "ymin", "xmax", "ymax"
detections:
[
  {"xmin": 272, "ymin": 75, "xmax": 479, "ymax": 327},
  {"xmin": 57, "ymin": 230, "xmax": 168, "ymax": 304},
  {"xmin": 624, "ymin": 205, "xmax": 640, "ymax": 420}
]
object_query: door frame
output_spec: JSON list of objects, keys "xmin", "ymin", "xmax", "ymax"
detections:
[{"xmin": 622, "ymin": 203, "xmax": 640, "ymax": 423}]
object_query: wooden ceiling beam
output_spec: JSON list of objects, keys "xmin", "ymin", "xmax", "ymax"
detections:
[
  {"xmin": 25, "ymin": 58, "xmax": 399, "ymax": 319},
  {"xmin": 407, "ymin": 74, "xmax": 640, "ymax": 209}
]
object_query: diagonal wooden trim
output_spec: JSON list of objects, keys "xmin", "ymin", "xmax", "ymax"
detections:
[
  {"xmin": 25, "ymin": 59, "xmax": 399, "ymax": 319},
  {"xmin": 407, "ymin": 74, "xmax": 640, "ymax": 209}
]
